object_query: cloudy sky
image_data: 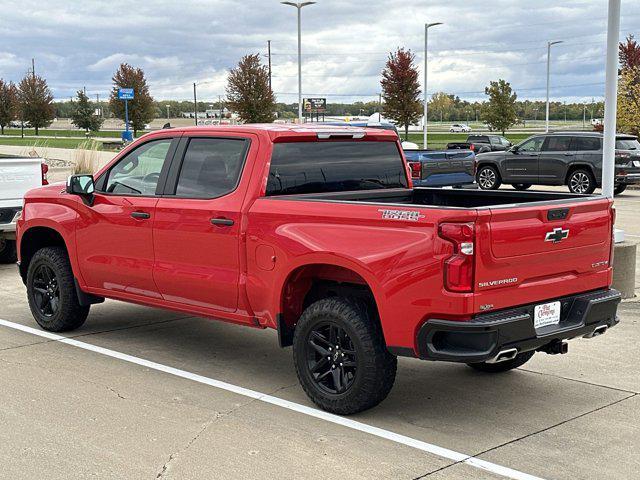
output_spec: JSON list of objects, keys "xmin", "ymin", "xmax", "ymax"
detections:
[{"xmin": 0, "ymin": 0, "xmax": 637, "ymax": 104}]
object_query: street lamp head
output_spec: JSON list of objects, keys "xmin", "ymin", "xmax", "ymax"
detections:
[
  {"xmin": 548, "ymin": 40, "xmax": 564, "ymax": 46},
  {"xmin": 426, "ymin": 22, "xmax": 443, "ymax": 28},
  {"xmin": 281, "ymin": 1, "xmax": 315, "ymax": 7}
]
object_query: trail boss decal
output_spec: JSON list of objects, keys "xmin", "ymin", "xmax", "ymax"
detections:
[{"xmin": 378, "ymin": 209, "xmax": 425, "ymax": 221}]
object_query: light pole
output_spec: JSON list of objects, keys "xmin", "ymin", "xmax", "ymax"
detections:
[
  {"xmin": 545, "ymin": 40, "xmax": 563, "ymax": 133},
  {"xmin": 165, "ymin": 104, "xmax": 170, "ymax": 120},
  {"xmin": 602, "ymin": 0, "xmax": 621, "ymax": 199},
  {"xmin": 423, "ymin": 22, "xmax": 442, "ymax": 149},
  {"xmin": 281, "ymin": 1, "xmax": 316, "ymax": 124}
]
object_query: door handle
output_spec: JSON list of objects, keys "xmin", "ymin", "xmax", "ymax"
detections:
[
  {"xmin": 210, "ymin": 217, "xmax": 234, "ymax": 227},
  {"xmin": 131, "ymin": 211, "xmax": 151, "ymax": 219}
]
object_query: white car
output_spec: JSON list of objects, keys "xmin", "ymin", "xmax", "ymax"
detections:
[
  {"xmin": 449, "ymin": 124, "xmax": 471, "ymax": 133},
  {"xmin": 0, "ymin": 157, "xmax": 48, "ymax": 263}
]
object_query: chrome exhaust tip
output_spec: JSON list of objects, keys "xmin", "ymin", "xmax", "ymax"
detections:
[
  {"xmin": 584, "ymin": 325, "xmax": 608, "ymax": 339},
  {"xmin": 487, "ymin": 348, "xmax": 519, "ymax": 364}
]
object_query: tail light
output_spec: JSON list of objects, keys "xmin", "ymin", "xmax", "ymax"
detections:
[
  {"xmin": 41, "ymin": 163, "xmax": 49, "ymax": 185},
  {"xmin": 439, "ymin": 222, "xmax": 475, "ymax": 292},
  {"xmin": 616, "ymin": 151, "xmax": 631, "ymax": 159},
  {"xmin": 610, "ymin": 206, "xmax": 616, "ymax": 265},
  {"xmin": 408, "ymin": 161, "xmax": 422, "ymax": 179}
]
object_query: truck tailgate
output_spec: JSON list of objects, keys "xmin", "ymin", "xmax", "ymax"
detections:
[
  {"xmin": 474, "ymin": 198, "xmax": 613, "ymax": 312},
  {"xmin": 0, "ymin": 158, "xmax": 43, "ymax": 208}
]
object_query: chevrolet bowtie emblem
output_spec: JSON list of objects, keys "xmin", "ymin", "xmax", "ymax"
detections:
[{"xmin": 545, "ymin": 227, "xmax": 570, "ymax": 243}]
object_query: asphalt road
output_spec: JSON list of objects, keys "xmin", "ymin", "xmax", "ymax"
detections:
[{"xmin": 1, "ymin": 188, "xmax": 638, "ymax": 480}]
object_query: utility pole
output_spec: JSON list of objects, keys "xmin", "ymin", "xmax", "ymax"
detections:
[
  {"xmin": 583, "ymin": 105, "xmax": 586, "ymax": 130},
  {"xmin": 193, "ymin": 83, "xmax": 198, "ymax": 126},
  {"xmin": 32, "ymin": 58, "xmax": 35, "ymax": 79},
  {"xmin": 423, "ymin": 21, "xmax": 443, "ymax": 149},
  {"xmin": 218, "ymin": 95, "xmax": 224, "ymax": 122},
  {"xmin": 96, "ymin": 94, "xmax": 101, "ymax": 117},
  {"xmin": 546, "ymin": 40, "xmax": 563, "ymax": 132},
  {"xmin": 267, "ymin": 40, "xmax": 272, "ymax": 93},
  {"xmin": 378, "ymin": 93, "xmax": 382, "ymax": 122},
  {"xmin": 281, "ymin": 2, "xmax": 316, "ymax": 124}
]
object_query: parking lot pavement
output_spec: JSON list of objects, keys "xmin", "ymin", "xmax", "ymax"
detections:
[{"xmin": 0, "ymin": 261, "xmax": 639, "ymax": 480}]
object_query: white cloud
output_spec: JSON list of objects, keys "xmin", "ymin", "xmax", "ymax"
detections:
[{"xmin": 0, "ymin": 0, "xmax": 636, "ymax": 102}]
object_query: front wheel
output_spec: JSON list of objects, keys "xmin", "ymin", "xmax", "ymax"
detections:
[
  {"xmin": 293, "ymin": 297, "xmax": 397, "ymax": 415},
  {"xmin": 467, "ymin": 351, "xmax": 535, "ymax": 373},
  {"xmin": 512, "ymin": 183, "xmax": 532, "ymax": 191},
  {"xmin": 26, "ymin": 246, "xmax": 90, "ymax": 332},
  {"xmin": 567, "ymin": 169, "xmax": 596, "ymax": 194},
  {"xmin": 477, "ymin": 165, "xmax": 501, "ymax": 190}
]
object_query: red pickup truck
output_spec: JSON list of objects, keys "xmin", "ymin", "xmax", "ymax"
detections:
[{"xmin": 17, "ymin": 124, "xmax": 620, "ymax": 414}]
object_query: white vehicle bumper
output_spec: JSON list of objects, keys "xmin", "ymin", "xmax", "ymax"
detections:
[{"xmin": 0, "ymin": 208, "xmax": 22, "ymax": 238}]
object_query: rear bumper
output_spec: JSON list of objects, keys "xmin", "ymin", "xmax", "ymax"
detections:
[
  {"xmin": 615, "ymin": 173, "xmax": 640, "ymax": 185},
  {"xmin": 415, "ymin": 288, "xmax": 621, "ymax": 363}
]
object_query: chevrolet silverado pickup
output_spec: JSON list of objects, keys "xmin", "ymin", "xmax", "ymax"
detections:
[{"xmin": 17, "ymin": 125, "xmax": 620, "ymax": 414}]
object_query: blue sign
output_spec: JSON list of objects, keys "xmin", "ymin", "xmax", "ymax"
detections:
[{"xmin": 118, "ymin": 88, "xmax": 134, "ymax": 100}]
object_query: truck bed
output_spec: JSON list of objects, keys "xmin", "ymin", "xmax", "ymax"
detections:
[{"xmin": 275, "ymin": 187, "xmax": 593, "ymax": 209}]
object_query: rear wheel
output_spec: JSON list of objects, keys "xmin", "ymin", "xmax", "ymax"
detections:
[
  {"xmin": 567, "ymin": 169, "xmax": 596, "ymax": 194},
  {"xmin": 467, "ymin": 351, "xmax": 535, "ymax": 373},
  {"xmin": 0, "ymin": 238, "xmax": 17, "ymax": 264},
  {"xmin": 26, "ymin": 246, "xmax": 90, "ymax": 332},
  {"xmin": 293, "ymin": 297, "xmax": 397, "ymax": 415},
  {"xmin": 614, "ymin": 184, "xmax": 627, "ymax": 195},
  {"xmin": 512, "ymin": 183, "xmax": 532, "ymax": 191},
  {"xmin": 477, "ymin": 165, "xmax": 501, "ymax": 190}
]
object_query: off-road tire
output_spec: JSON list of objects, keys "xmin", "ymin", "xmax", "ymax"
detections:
[
  {"xmin": 477, "ymin": 165, "xmax": 502, "ymax": 190},
  {"xmin": 293, "ymin": 297, "xmax": 397, "ymax": 415},
  {"xmin": 26, "ymin": 246, "xmax": 90, "ymax": 332},
  {"xmin": 0, "ymin": 238, "xmax": 17, "ymax": 264},
  {"xmin": 467, "ymin": 350, "xmax": 535, "ymax": 373}
]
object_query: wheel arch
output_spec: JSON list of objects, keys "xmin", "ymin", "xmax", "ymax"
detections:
[
  {"xmin": 276, "ymin": 262, "xmax": 384, "ymax": 348},
  {"xmin": 564, "ymin": 163, "xmax": 595, "ymax": 184},
  {"xmin": 19, "ymin": 226, "xmax": 69, "ymax": 283}
]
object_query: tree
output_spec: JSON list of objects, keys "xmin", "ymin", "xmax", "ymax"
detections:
[
  {"xmin": 17, "ymin": 73, "xmax": 54, "ymax": 135},
  {"xmin": 619, "ymin": 34, "xmax": 640, "ymax": 71},
  {"xmin": 482, "ymin": 79, "xmax": 517, "ymax": 135},
  {"xmin": 429, "ymin": 92, "xmax": 454, "ymax": 123},
  {"xmin": 226, "ymin": 54, "xmax": 275, "ymax": 123},
  {"xmin": 71, "ymin": 89, "xmax": 103, "ymax": 133},
  {"xmin": 109, "ymin": 63, "xmax": 155, "ymax": 136},
  {"xmin": 380, "ymin": 48, "xmax": 422, "ymax": 140},
  {"xmin": 0, "ymin": 79, "xmax": 17, "ymax": 134},
  {"xmin": 617, "ymin": 67, "xmax": 640, "ymax": 136}
]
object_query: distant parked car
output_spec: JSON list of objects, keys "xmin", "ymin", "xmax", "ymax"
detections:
[
  {"xmin": 447, "ymin": 134, "xmax": 512, "ymax": 154},
  {"xmin": 475, "ymin": 132, "xmax": 640, "ymax": 195},
  {"xmin": 449, "ymin": 123, "xmax": 471, "ymax": 133}
]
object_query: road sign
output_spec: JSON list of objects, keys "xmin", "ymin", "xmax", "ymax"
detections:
[{"xmin": 118, "ymin": 88, "xmax": 134, "ymax": 100}]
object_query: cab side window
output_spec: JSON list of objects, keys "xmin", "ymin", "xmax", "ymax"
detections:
[
  {"xmin": 174, "ymin": 138, "xmax": 248, "ymax": 198},
  {"xmin": 103, "ymin": 139, "xmax": 173, "ymax": 196},
  {"xmin": 518, "ymin": 137, "xmax": 544, "ymax": 152}
]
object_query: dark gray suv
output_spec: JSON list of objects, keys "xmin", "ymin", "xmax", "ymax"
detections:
[{"xmin": 475, "ymin": 132, "xmax": 640, "ymax": 195}]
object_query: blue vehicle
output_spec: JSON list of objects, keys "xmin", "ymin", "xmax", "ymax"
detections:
[{"xmin": 403, "ymin": 149, "xmax": 476, "ymax": 187}]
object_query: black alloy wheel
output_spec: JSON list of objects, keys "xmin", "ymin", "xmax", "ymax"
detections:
[
  {"xmin": 306, "ymin": 322, "xmax": 357, "ymax": 395},
  {"xmin": 32, "ymin": 264, "xmax": 60, "ymax": 317}
]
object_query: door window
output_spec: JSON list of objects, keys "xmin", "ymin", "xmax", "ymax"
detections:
[
  {"xmin": 103, "ymin": 139, "xmax": 173, "ymax": 195},
  {"xmin": 574, "ymin": 136, "xmax": 601, "ymax": 151},
  {"xmin": 518, "ymin": 137, "xmax": 544, "ymax": 152},
  {"xmin": 175, "ymin": 138, "xmax": 248, "ymax": 198},
  {"xmin": 543, "ymin": 136, "xmax": 572, "ymax": 152}
]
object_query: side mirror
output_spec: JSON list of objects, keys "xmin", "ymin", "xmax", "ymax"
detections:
[
  {"xmin": 66, "ymin": 175, "xmax": 95, "ymax": 205},
  {"xmin": 509, "ymin": 145, "xmax": 519, "ymax": 153}
]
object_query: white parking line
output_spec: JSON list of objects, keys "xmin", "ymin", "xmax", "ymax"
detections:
[
  {"xmin": 625, "ymin": 234, "xmax": 640, "ymax": 238},
  {"xmin": 0, "ymin": 318, "xmax": 545, "ymax": 480}
]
